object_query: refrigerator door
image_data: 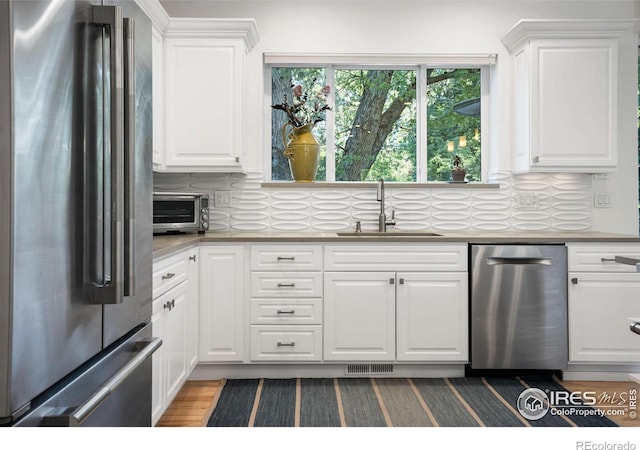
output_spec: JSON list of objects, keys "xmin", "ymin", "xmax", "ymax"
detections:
[
  {"xmin": 13, "ymin": 323, "xmax": 160, "ymax": 427},
  {"xmin": 101, "ymin": 0, "xmax": 152, "ymax": 347},
  {"xmin": 0, "ymin": 0, "xmax": 104, "ymax": 423}
]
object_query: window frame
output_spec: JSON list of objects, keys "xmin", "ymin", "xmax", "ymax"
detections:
[{"xmin": 264, "ymin": 53, "xmax": 495, "ymax": 183}]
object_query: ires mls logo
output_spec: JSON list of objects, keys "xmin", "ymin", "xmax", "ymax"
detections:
[
  {"xmin": 517, "ymin": 388, "xmax": 550, "ymax": 420},
  {"xmin": 517, "ymin": 387, "xmax": 638, "ymax": 420}
]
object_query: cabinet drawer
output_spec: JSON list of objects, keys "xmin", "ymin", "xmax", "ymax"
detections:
[
  {"xmin": 251, "ymin": 245, "xmax": 322, "ymax": 271},
  {"xmin": 153, "ymin": 251, "xmax": 188, "ymax": 299},
  {"xmin": 250, "ymin": 299, "xmax": 322, "ymax": 325},
  {"xmin": 567, "ymin": 243, "xmax": 640, "ymax": 272},
  {"xmin": 250, "ymin": 326, "xmax": 322, "ymax": 361},
  {"xmin": 324, "ymin": 244, "xmax": 468, "ymax": 271},
  {"xmin": 251, "ymin": 272, "xmax": 322, "ymax": 297}
]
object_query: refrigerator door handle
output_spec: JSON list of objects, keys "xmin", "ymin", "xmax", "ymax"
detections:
[
  {"xmin": 42, "ymin": 337, "xmax": 162, "ymax": 427},
  {"xmin": 123, "ymin": 17, "xmax": 136, "ymax": 297},
  {"xmin": 91, "ymin": 6, "xmax": 125, "ymax": 304}
]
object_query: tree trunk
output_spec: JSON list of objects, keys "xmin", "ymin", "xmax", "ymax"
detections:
[
  {"xmin": 339, "ymin": 69, "xmax": 455, "ymax": 181},
  {"xmin": 271, "ymin": 70, "xmax": 292, "ymax": 180}
]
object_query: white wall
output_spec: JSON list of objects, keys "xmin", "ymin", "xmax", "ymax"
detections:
[{"xmin": 158, "ymin": 0, "xmax": 639, "ymax": 235}]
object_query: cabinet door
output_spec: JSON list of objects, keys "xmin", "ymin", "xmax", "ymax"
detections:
[
  {"xmin": 530, "ymin": 39, "xmax": 616, "ymax": 170},
  {"xmin": 151, "ymin": 298, "xmax": 166, "ymax": 425},
  {"xmin": 324, "ymin": 272, "xmax": 395, "ymax": 361},
  {"xmin": 164, "ymin": 37, "xmax": 244, "ymax": 171},
  {"xmin": 164, "ymin": 283, "xmax": 188, "ymax": 404},
  {"xmin": 396, "ymin": 272, "xmax": 468, "ymax": 362},
  {"xmin": 185, "ymin": 248, "xmax": 199, "ymax": 371},
  {"xmin": 569, "ymin": 272, "xmax": 640, "ymax": 363},
  {"xmin": 514, "ymin": 38, "xmax": 617, "ymax": 172},
  {"xmin": 199, "ymin": 246, "xmax": 245, "ymax": 362}
]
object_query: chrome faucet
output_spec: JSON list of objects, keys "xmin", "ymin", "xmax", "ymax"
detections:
[{"xmin": 376, "ymin": 178, "xmax": 395, "ymax": 232}]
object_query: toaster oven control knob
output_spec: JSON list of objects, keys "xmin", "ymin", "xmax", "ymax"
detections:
[
  {"xmin": 202, "ymin": 221, "xmax": 209, "ymax": 229},
  {"xmin": 201, "ymin": 208, "xmax": 207, "ymax": 213},
  {"xmin": 201, "ymin": 214, "xmax": 208, "ymax": 222}
]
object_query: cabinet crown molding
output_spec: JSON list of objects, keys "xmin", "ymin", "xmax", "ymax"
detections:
[
  {"xmin": 501, "ymin": 19, "xmax": 637, "ymax": 52},
  {"xmin": 135, "ymin": 0, "xmax": 170, "ymax": 31},
  {"xmin": 165, "ymin": 18, "xmax": 260, "ymax": 51}
]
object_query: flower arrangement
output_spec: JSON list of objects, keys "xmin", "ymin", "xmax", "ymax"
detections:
[{"xmin": 271, "ymin": 81, "xmax": 331, "ymax": 128}]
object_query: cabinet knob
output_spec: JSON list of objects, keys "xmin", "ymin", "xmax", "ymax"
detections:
[
  {"xmin": 399, "ymin": 278, "xmax": 405, "ymax": 285},
  {"xmin": 533, "ymin": 156, "xmax": 539, "ymax": 163},
  {"xmin": 189, "ymin": 255, "xmax": 196, "ymax": 262},
  {"xmin": 389, "ymin": 278, "xmax": 395, "ymax": 285},
  {"xmin": 571, "ymin": 277, "xmax": 578, "ymax": 285}
]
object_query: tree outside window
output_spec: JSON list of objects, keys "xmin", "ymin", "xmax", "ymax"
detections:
[{"xmin": 270, "ymin": 64, "xmax": 483, "ymax": 182}]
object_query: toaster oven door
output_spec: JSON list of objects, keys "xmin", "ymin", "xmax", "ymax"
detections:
[{"xmin": 153, "ymin": 195, "xmax": 198, "ymax": 233}]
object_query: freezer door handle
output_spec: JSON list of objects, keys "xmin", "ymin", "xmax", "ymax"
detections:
[
  {"xmin": 42, "ymin": 337, "xmax": 162, "ymax": 427},
  {"xmin": 631, "ymin": 323, "xmax": 640, "ymax": 336},
  {"xmin": 123, "ymin": 17, "xmax": 136, "ymax": 296},
  {"xmin": 486, "ymin": 256, "xmax": 552, "ymax": 266}
]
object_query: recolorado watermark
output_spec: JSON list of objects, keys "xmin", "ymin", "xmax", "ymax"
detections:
[
  {"xmin": 516, "ymin": 386, "xmax": 637, "ymax": 421},
  {"xmin": 575, "ymin": 442, "xmax": 636, "ymax": 450}
]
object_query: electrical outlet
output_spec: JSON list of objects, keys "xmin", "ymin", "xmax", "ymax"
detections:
[
  {"xmin": 214, "ymin": 190, "xmax": 232, "ymax": 208},
  {"xmin": 594, "ymin": 192, "xmax": 612, "ymax": 208},
  {"xmin": 516, "ymin": 192, "xmax": 539, "ymax": 209}
]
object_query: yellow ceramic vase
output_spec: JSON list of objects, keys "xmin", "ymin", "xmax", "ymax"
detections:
[{"xmin": 282, "ymin": 123, "xmax": 320, "ymax": 182}]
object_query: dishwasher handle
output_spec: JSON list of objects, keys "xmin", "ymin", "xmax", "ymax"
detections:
[{"xmin": 486, "ymin": 256, "xmax": 552, "ymax": 266}]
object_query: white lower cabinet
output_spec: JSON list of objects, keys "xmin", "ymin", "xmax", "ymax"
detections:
[
  {"xmin": 249, "ymin": 245, "xmax": 324, "ymax": 362},
  {"xmin": 323, "ymin": 244, "xmax": 469, "ymax": 363},
  {"xmin": 151, "ymin": 247, "xmax": 198, "ymax": 425},
  {"xmin": 324, "ymin": 272, "xmax": 396, "ymax": 361},
  {"xmin": 199, "ymin": 245, "xmax": 246, "ymax": 362},
  {"xmin": 568, "ymin": 243, "xmax": 640, "ymax": 364},
  {"xmin": 569, "ymin": 272, "xmax": 640, "ymax": 363},
  {"xmin": 396, "ymin": 272, "xmax": 468, "ymax": 362}
]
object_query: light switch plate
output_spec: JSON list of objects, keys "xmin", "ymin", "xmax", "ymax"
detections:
[
  {"xmin": 594, "ymin": 192, "xmax": 612, "ymax": 208},
  {"xmin": 214, "ymin": 190, "xmax": 232, "ymax": 208}
]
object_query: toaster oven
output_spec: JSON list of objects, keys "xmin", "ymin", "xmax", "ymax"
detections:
[{"xmin": 153, "ymin": 192, "xmax": 209, "ymax": 234}]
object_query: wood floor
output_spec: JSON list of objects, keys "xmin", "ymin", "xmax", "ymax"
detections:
[{"xmin": 156, "ymin": 379, "xmax": 639, "ymax": 427}]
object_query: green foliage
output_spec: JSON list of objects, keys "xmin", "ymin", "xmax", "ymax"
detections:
[{"xmin": 271, "ymin": 66, "xmax": 482, "ymax": 182}]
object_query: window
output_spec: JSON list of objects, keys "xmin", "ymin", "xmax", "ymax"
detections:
[{"xmin": 266, "ymin": 55, "xmax": 493, "ymax": 183}]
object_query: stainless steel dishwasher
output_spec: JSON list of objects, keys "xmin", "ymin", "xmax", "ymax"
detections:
[{"xmin": 470, "ymin": 244, "xmax": 568, "ymax": 371}]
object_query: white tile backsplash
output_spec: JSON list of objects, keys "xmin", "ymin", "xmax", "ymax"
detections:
[{"xmin": 153, "ymin": 170, "xmax": 593, "ymax": 232}]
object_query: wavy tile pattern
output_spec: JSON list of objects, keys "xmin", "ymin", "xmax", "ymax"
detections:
[{"xmin": 153, "ymin": 171, "xmax": 593, "ymax": 232}]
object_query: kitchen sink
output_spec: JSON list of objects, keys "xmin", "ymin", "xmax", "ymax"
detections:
[{"xmin": 336, "ymin": 231, "xmax": 442, "ymax": 237}]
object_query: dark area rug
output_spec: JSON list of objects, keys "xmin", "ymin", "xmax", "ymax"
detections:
[{"xmin": 206, "ymin": 376, "xmax": 619, "ymax": 427}]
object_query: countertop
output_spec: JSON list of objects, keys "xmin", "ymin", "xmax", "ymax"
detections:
[{"xmin": 152, "ymin": 230, "xmax": 640, "ymax": 259}]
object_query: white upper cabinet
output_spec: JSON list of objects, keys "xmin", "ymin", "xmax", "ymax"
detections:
[
  {"xmin": 153, "ymin": 19, "xmax": 259, "ymax": 172},
  {"xmin": 502, "ymin": 19, "xmax": 635, "ymax": 173}
]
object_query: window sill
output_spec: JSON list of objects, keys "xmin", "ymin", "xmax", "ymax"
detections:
[{"xmin": 261, "ymin": 181, "xmax": 500, "ymax": 189}]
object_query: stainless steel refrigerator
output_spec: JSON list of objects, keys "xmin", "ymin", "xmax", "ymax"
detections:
[{"xmin": 0, "ymin": 0, "xmax": 159, "ymax": 426}]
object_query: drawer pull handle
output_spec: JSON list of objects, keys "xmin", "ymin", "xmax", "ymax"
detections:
[
  {"xmin": 571, "ymin": 277, "xmax": 578, "ymax": 285},
  {"xmin": 277, "ymin": 256, "xmax": 296, "ymax": 261},
  {"xmin": 277, "ymin": 282, "xmax": 296, "ymax": 288},
  {"xmin": 162, "ymin": 272, "xmax": 175, "ymax": 280},
  {"xmin": 189, "ymin": 255, "xmax": 196, "ymax": 262},
  {"xmin": 277, "ymin": 309, "xmax": 296, "ymax": 315},
  {"xmin": 601, "ymin": 258, "xmax": 616, "ymax": 263},
  {"xmin": 277, "ymin": 342, "xmax": 296, "ymax": 347}
]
